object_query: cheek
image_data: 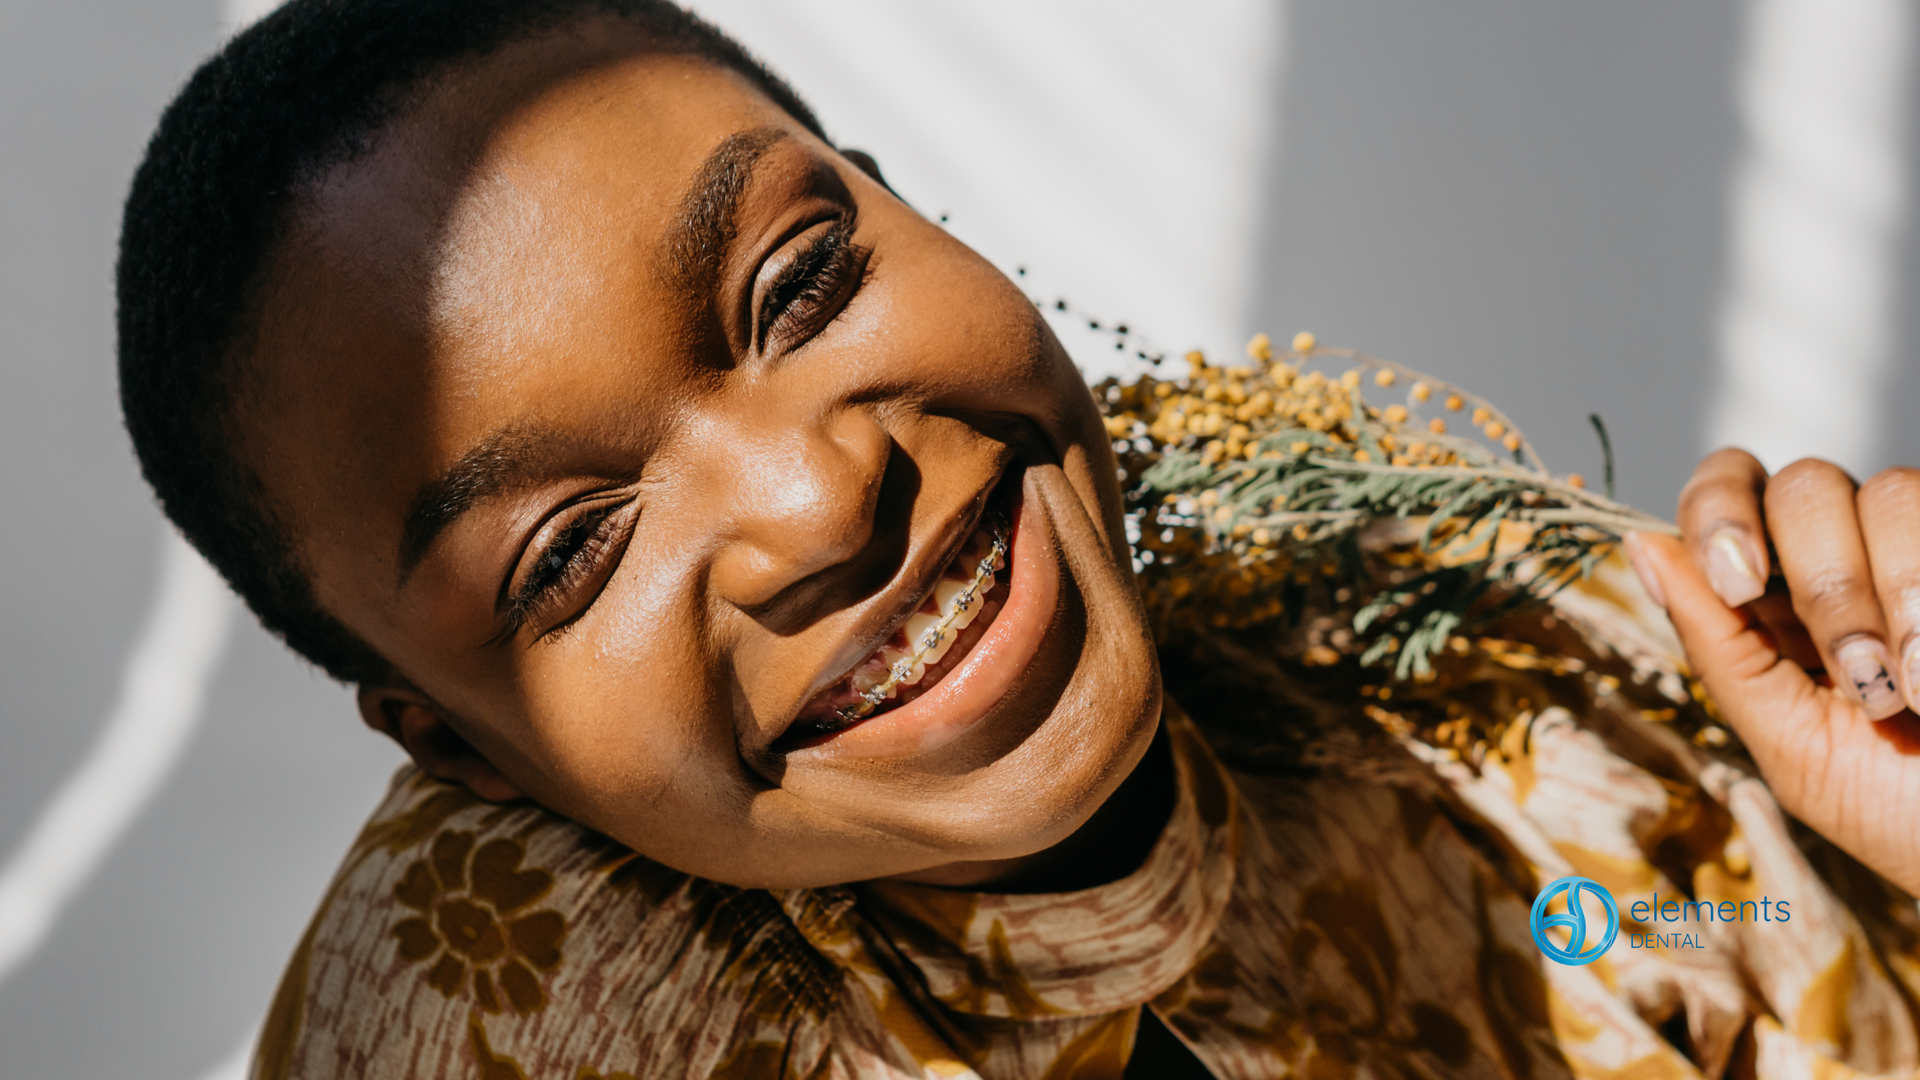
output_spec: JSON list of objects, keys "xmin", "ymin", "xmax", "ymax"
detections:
[
  {"xmin": 884, "ymin": 229, "xmax": 1115, "ymax": 473},
  {"xmin": 1061, "ymin": 422, "xmax": 1131, "ymax": 562},
  {"xmin": 485, "ymin": 577, "xmax": 743, "ymax": 829},
  {"xmin": 852, "ymin": 217, "xmax": 1135, "ymax": 601},
  {"xmin": 853, "ymin": 224, "xmax": 1066, "ymax": 401}
]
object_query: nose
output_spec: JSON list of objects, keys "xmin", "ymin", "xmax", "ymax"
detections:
[{"xmin": 705, "ymin": 406, "xmax": 895, "ymax": 615}]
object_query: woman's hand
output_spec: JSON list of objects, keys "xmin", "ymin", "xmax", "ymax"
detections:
[{"xmin": 1627, "ymin": 449, "xmax": 1920, "ymax": 896}]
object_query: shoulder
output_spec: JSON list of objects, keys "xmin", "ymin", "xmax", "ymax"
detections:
[{"xmin": 255, "ymin": 768, "xmax": 842, "ymax": 1079}]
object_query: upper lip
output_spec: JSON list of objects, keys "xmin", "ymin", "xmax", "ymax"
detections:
[{"xmin": 767, "ymin": 453, "xmax": 1015, "ymax": 751}]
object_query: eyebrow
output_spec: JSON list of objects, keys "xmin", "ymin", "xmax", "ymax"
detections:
[
  {"xmin": 395, "ymin": 128, "xmax": 792, "ymax": 582},
  {"xmin": 397, "ymin": 426, "xmax": 556, "ymax": 584},
  {"xmin": 664, "ymin": 125, "xmax": 791, "ymax": 292}
]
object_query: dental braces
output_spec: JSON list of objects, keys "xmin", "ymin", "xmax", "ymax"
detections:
[{"xmin": 832, "ymin": 527, "xmax": 1008, "ymax": 726}]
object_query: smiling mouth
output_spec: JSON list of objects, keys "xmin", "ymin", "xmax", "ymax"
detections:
[{"xmin": 779, "ymin": 479, "xmax": 1018, "ymax": 748}]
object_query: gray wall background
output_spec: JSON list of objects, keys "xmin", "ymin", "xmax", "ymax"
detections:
[
  {"xmin": 1254, "ymin": 2, "xmax": 1746, "ymax": 514},
  {"xmin": 0, "ymin": 5, "xmax": 403, "ymax": 1076},
  {"xmin": 1, "ymin": 1, "xmax": 1914, "ymax": 1075}
]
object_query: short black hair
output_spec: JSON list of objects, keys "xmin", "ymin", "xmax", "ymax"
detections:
[{"xmin": 117, "ymin": 0, "xmax": 825, "ymax": 685}]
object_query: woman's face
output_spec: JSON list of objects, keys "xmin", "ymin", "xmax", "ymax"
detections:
[{"xmin": 238, "ymin": 27, "xmax": 1161, "ymax": 888}]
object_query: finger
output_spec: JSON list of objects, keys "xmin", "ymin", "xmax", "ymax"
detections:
[
  {"xmin": 1857, "ymin": 467, "xmax": 1920, "ymax": 714},
  {"xmin": 1677, "ymin": 448, "xmax": 1772, "ymax": 607},
  {"xmin": 1767, "ymin": 460, "xmax": 1903, "ymax": 720},
  {"xmin": 1634, "ymin": 532, "xmax": 1824, "ymax": 770},
  {"xmin": 1747, "ymin": 590, "xmax": 1825, "ymax": 673},
  {"xmin": 1630, "ymin": 527, "xmax": 1821, "ymax": 671}
]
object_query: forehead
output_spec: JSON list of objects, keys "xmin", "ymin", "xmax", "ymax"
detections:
[
  {"xmin": 240, "ymin": 36, "xmax": 812, "ymax": 591},
  {"xmin": 293, "ymin": 40, "xmax": 798, "ymax": 343}
]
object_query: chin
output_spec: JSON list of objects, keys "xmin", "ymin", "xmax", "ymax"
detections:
[{"xmin": 855, "ymin": 457, "xmax": 1164, "ymax": 879}]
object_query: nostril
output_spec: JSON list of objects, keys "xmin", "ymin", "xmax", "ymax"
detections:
[{"xmin": 710, "ymin": 418, "xmax": 914, "ymax": 626}]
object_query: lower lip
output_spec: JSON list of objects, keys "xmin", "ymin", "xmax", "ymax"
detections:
[{"xmin": 788, "ymin": 475, "xmax": 1059, "ymax": 761}]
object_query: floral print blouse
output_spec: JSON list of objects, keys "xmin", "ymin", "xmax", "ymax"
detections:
[{"xmin": 254, "ymin": 558, "xmax": 1920, "ymax": 1079}]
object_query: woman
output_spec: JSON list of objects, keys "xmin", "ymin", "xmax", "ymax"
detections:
[{"xmin": 116, "ymin": 0, "xmax": 1920, "ymax": 1075}]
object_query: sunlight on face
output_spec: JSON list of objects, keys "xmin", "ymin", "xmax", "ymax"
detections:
[{"xmin": 236, "ymin": 22, "xmax": 1161, "ymax": 888}]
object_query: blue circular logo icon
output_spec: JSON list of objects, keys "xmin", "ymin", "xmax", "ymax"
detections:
[{"xmin": 1530, "ymin": 876, "xmax": 1618, "ymax": 966}]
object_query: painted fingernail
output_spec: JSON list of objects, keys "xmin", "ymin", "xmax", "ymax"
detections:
[
  {"xmin": 1705, "ymin": 527, "xmax": 1765, "ymax": 607},
  {"xmin": 1837, "ymin": 637, "xmax": 1904, "ymax": 720},
  {"xmin": 1623, "ymin": 532, "xmax": 1667, "ymax": 609}
]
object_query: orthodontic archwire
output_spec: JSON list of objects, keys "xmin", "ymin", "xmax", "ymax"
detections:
[{"xmin": 833, "ymin": 527, "xmax": 1008, "ymax": 725}]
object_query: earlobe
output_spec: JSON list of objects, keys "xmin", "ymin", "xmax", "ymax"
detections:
[{"xmin": 355, "ymin": 684, "xmax": 525, "ymax": 802}]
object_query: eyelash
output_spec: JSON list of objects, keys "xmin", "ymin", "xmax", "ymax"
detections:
[
  {"xmin": 498, "ymin": 502, "xmax": 625, "ymax": 643},
  {"xmin": 756, "ymin": 215, "xmax": 866, "ymax": 351},
  {"xmin": 491, "ymin": 219, "xmax": 861, "ymax": 643}
]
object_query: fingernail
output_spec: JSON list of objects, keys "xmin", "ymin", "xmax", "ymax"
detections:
[
  {"xmin": 1705, "ymin": 528, "xmax": 1765, "ymax": 607},
  {"xmin": 1906, "ymin": 640, "xmax": 1920, "ymax": 715},
  {"xmin": 1836, "ymin": 637, "xmax": 1904, "ymax": 720},
  {"xmin": 1623, "ymin": 532, "xmax": 1667, "ymax": 609}
]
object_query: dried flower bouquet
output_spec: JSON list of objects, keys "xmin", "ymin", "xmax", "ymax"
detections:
[{"xmin": 1093, "ymin": 333, "xmax": 1729, "ymax": 775}]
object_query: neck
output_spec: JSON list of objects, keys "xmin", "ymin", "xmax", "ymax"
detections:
[{"xmin": 883, "ymin": 718, "xmax": 1177, "ymax": 894}]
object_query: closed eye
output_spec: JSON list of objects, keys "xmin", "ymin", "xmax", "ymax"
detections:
[
  {"xmin": 493, "ymin": 497, "xmax": 636, "ymax": 644},
  {"xmin": 755, "ymin": 213, "xmax": 868, "ymax": 354}
]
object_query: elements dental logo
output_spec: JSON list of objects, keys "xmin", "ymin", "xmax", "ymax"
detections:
[{"xmin": 1530, "ymin": 876, "xmax": 1619, "ymax": 966}]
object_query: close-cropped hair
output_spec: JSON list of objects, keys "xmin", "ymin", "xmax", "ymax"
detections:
[{"xmin": 116, "ymin": 0, "xmax": 825, "ymax": 686}]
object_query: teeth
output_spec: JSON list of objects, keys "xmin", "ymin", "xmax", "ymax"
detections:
[
  {"xmin": 934, "ymin": 579, "xmax": 986, "ymax": 630},
  {"xmin": 908, "ymin": 610, "xmax": 960, "ymax": 666},
  {"xmin": 905, "ymin": 612, "xmax": 945, "ymax": 654},
  {"xmin": 834, "ymin": 526, "xmax": 1008, "ymax": 723},
  {"xmin": 880, "ymin": 647, "xmax": 926, "ymax": 686},
  {"xmin": 851, "ymin": 664, "xmax": 893, "ymax": 695}
]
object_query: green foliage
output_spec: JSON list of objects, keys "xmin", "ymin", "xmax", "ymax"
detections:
[{"xmin": 1106, "ymin": 348, "xmax": 1674, "ymax": 679}]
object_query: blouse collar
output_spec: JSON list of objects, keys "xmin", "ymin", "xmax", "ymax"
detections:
[{"xmin": 853, "ymin": 707, "xmax": 1241, "ymax": 1018}]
